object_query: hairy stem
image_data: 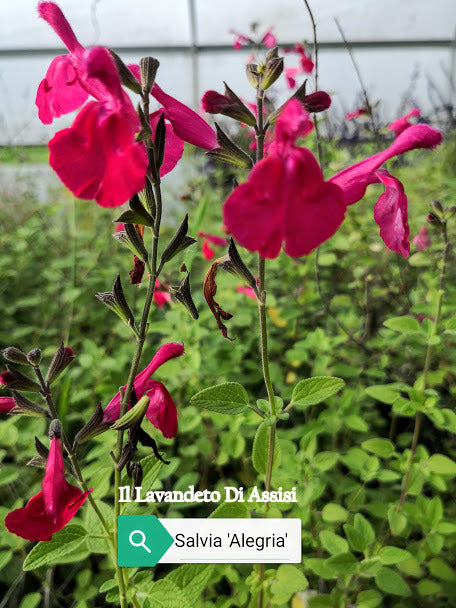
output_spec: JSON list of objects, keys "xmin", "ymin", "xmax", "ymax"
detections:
[{"xmin": 255, "ymin": 83, "xmax": 276, "ymax": 608}]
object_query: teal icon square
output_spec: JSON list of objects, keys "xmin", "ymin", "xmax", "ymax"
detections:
[{"xmin": 118, "ymin": 515, "xmax": 174, "ymax": 566}]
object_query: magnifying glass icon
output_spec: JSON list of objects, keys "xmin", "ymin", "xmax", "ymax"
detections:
[{"xmin": 129, "ymin": 530, "xmax": 151, "ymax": 553}]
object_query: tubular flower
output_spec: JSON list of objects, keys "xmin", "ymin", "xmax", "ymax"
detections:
[
  {"xmin": 345, "ymin": 108, "xmax": 369, "ymax": 120},
  {"xmin": 198, "ymin": 231, "xmax": 229, "ymax": 261},
  {"xmin": 48, "ymin": 47, "xmax": 147, "ymax": 207},
  {"xmin": 0, "ymin": 397, "xmax": 15, "ymax": 413},
  {"xmin": 223, "ymin": 99, "xmax": 346, "ymax": 258},
  {"xmin": 102, "ymin": 343, "xmax": 184, "ymax": 438},
  {"xmin": 37, "ymin": 2, "xmax": 147, "ymax": 207},
  {"xmin": 5, "ymin": 437, "xmax": 91, "ymax": 541},
  {"xmin": 224, "ymin": 100, "xmax": 442, "ymax": 259},
  {"xmin": 388, "ymin": 108, "xmax": 420, "ymax": 138},
  {"xmin": 153, "ymin": 279, "xmax": 172, "ymax": 307},
  {"xmin": 413, "ymin": 226, "xmax": 431, "ymax": 250}
]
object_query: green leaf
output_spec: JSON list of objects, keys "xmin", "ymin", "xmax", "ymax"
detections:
[
  {"xmin": 308, "ymin": 595, "xmax": 334, "ymax": 608},
  {"xmin": 0, "ymin": 549, "xmax": 12, "ymax": 569},
  {"xmin": 270, "ymin": 564, "xmax": 308, "ymax": 604},
  {"xmin": 345, "ymin": 415, "xmax": 369, "ymax": 432},
  {"xmin": 417, "ymin": 579, "xmax": 442, "ymax": 596},
  {"xmin": 306, "ymin": 558, "xmax": 337, "ymax": 579},
  {"xmin": 427, "ymin": 454, "xmax": 456, "ymax": 476},
  {"xmin": 325, "ymin": 552, "xmax": 358, "ymax": 576},
  {"xmin": 359, "ymin": 558, "xmax": 382, "ymax": 577},
  {"xmin": 290, "ymin": 377, "xmax": 345, "ymax": 409},
  {"xmin": 375, "ymin": 567, "xmax": 411, "ymax": 596},
  {"xmin": 383, "ymin": 316, "xmax": 421, "ymax": 334},
  {"xmin": 388, "ymin": 509, "xmax": 407, "ymax": 536},
  {"xmin": 252, "ymin": 422, "xmax": 280, "ymax": 475},
  {"xmin": 167, "ymin": 565, "xmax": 214, "ymax": 605},
  {"xmin": 190, "ymin": 382, "xmax": 249, "ymax": 414},
  {"xmin": 357, "ymin": 590, "xmax": 382, "ymax": 607},
  {"xmin": 19, "ymin": 593, "xmax": 42, "ymax": 608},
  {"xmin": 365, "ymin": 385, "xmax": 399, "ymax": 405},
  {"xmin": 319, "ymin": 530, "xmax": 348, "ymax": 555},
  {"xmin": 343, "ymin": 524, "xmax": 366, "ymax": 553},
  {"xmin": 428, "ymin": 557, "xmax": 456, "ymax": 581},
  {"xmin": 140, "ymin": 580, "xmax": 192, "ymax": 608},
  {"xmin": 354, "ymin": 514, "xmax": 375, "ymax": 547},
  {"xmin": 312, "ymin": 451, "xmax": 339, "ymax": 472},
  {"xmin": 322, "ymin": 503, "xmax": 348, "ymax": 522},
  {"xmin": 23, "ymin": 525, "xmax": 87, "ymax": 571},
  {"xmin": 362, "ymin": 438, "xmax": 395, "ymax": 458},
  {"xmin": 209, "ymin": 501, "xmax": 250, "ymax": 518},
  {"xmin": 378, "ymin": 546, "xmax": 411, "ymax": 565}
]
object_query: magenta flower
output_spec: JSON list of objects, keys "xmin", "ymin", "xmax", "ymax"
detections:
[
  {"xmin": 388, "ymin": 108, "xmax": 420, "ymax": 137},
  {"xmin": 224, "ymin": 100, "xmax": 442, "ymax": 259},
  {"xmin": 345, "ymin": 108, "xmax": 369, "ymax": 120},
  {"xmin": 284, "ymin": 67, "xmax": 300, "ymax": 89},
  {"xmin": 102, "ymin": 343, "xmax": 184, "ymax": 438},
  {"xmin": 151, "ymin": 84, "xmax": 217, "ymax": 151},
  {"xmin": 224, "ymin": 100, "xmax": 346, "ymax": 258},
  {"xmin": 35, "ymin": 2, "xmax": 88, "ymax": 123},
  {"xmin": 153, "ymin": 279, "xmax": 172, "ymax": 307},
  {"xmin": 198, "ymin": 231, "xmax": 229, "ymax": 260},
  {"xmin": 0, "ymin": 397, "xmax": 15, "ymax": 414},
  {"xmin": 149, "ymin": 110, "xmax": 185, "ymax": 177},
  {"xmin": 231, "ymin": 31, "xmax": 250, "ymax": 50},
  {"xmin": 262, "ymin": 28, "xmax": 277, "ymax": 48},
  {"xmin": 5, "ymin": 436, "xmax": 91, "ymax": 541},
  {"xmin": 237, "ymin": 286, "xmax": 256, "ymax": 300},
  {"xmin": 413, "ymin": 226, "xmax": 431, "ymax": 251},
  {"xmin": 48, "ymin": 47, "xmax": 147, "ymax": 207}
]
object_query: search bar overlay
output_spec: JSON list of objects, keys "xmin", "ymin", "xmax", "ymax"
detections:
[{"xmin": 118, "ymin": 515, "xmax": 301, "ymax": 565}]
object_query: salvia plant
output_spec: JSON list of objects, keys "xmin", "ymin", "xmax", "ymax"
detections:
[{"xmin": 1, "ymin": 2, "xmax": 455, "ymax": 607}]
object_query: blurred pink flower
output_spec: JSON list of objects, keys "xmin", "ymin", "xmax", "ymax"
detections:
[
  {"xmin": 388, "ymin": 108, "xmax": 420, "ymax": 137},
  {"xmin": 345, "ymin": 108, "xmax": 369, "ymax": 120},
  {"xmin": 412, "ymin": 226, "xmax": 431, "ymax": 250},
  {"xmin": 262, "ymin": 28, "xmax": 277, "ymax": 48},
  {"xmin": 237, "ymin": 286, "xmax": 256, "ymax": 300},
  {"xmin": 198, "ymin": 231, "xmax": 228, "ymax": 260},
  {"xmin": 154, "ymin": 279, "xmax": 171, "ymax": 307}
]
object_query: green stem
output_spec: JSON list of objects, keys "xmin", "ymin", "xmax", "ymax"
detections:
[
  {"xmin": 255, "ymin": 83, "xmax": 276, "ymax": 608},
  {"xmin": 397, "ymin": 221, "xmax": 450, "ymax": 511}
]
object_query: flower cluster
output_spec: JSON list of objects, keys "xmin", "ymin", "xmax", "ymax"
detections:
[
  {"xmin": 223, "ymin": 99, "xmax": 442, "ymax": 259},
  {"xmin": 36, "ymin": 2, "xmax": 216, "ymax": 208}
]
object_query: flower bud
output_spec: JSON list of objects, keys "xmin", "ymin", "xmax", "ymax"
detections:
[
  {"xmin": 109, "ymin": 50, "xmax": 142, "ymax": 94},
  {"xmin": 27, "ymin": 348, "xmax": 42, "ymax": 366},
  {"xmin": 265, "ymin": 46, "xmax": 279, "ymax": 62},
  {"xmin": 96, "ymin": 275, "xmax": 136, "ymax": 329},
  {"xmin": 110, "ymin": 395, "xmax": 150, "ymax": 431},
  {"xmin": 0, "ymin": 367, "xmax": 40, "ymax": 392},
  {"xmin": 219, "ymin": 239, "xmax": 257, "ymax": 291},
  {"xmin": 45, "ymin": 343, "xmax": 74, "ymax": 385},
  {"xmin": 431, "ymin": 200, "xmax": 443, "ymax": 214},
  {"xmin": 139, "ymin": 56, "xmax": 160, "ymax": 95},
  {"xmin": 27, "ymin": 436, "xmax": 49, "ymax": 468},
  {"xmin": 160, "ymin": 214, "xmax": 197, "ymax": 265},
  {"xmin": 207, "ymin": 124, "xmax": 253, "ymax": 169},
  {"xmin": 73, "ymin": 403, "xmax": 107, "ymax": 449},
  {"xmin": 302, "ymin": 90, "xmax": 332, "ymax": 113},
  {"xmin": 246, "ymin": 64, "xmax": 261, "ymax": 88},
  {"xmin": 139, "ymin": 176, "xmax": 157, "ymax": 219},
  {"xmin": 114, "ymin": 193, "xmax": 154, "ymax": 227},
  {"xmin": 201, "ymin": 84, "xmax": 257, "ymax": 126},
  {"xmin": 10, "ymin": 391, "xmax": 50, "ymax": 418},
  {"xmin": 169, "ymin": 272, "xmax": 199, "ymax": 320},
  {"xmin": 114, "ymin": 224, "xmax": 149, "ymax": 264},
  {"xmin": 2, "ymin": 347, "xmax": 28, "ymax": 365},
  {"xmin": 261, "ymin": 57, "xmax": 284, "ymax": 90},
  {"xmin": 49, "ymin": 419, "xmax": 62, "ymax": 439}
]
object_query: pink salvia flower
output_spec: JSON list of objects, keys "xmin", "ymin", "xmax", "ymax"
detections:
[
  {"xmin": 413, "ymin": 226, "xmax": 431, "ymax": 250},
  {"xmin": 373, "ymin": 170, "xmax": 410, "ymax": 257},
  {"xmin": 153, "ymin": 279, "xmax": 172, "ymax": 307},
  {"xmin": 329, "ymin": 124, "xmax": 443, "ymax": 206},
  {"xmin": 262, "ymin": 28, "xmax": 277, "ymax": 48},
  {"xmin": 201, "ymin": 91, "xmax": 232, "ymax": 114},
  {"xmin": 0, "ymin": 397, "xmax": 15, "ymax": 413},
  {"xmin": 36, "ymin": 2, "xmax": 87, "ymax": 123},
  {"xmin": 5, "ymin": 437, "xmax": 91, "ymax": 541},
  {"xmin": 237, "ymin": 286, "xmax": 256, "ymax": 300},
  {"xmin": 48, "ymin": 46, "xmax": 147, "ymax": 208},
  {"xmin": 284, "ymin": 67, "xmax": 300, "ymax": 89},
  {"xmin": 345, "ymin": 108, "xmax": 369, "ymax": 120},
  {"xmin": 151, "ymin": 84, "xmax": 217, "ymax": 150},
  {"xmin": 224, "ymin": 100, "xmax": 346, "ymax": 258},
  {"xmin": 102, "ymin": 342, "xmax": 184, "ymax": 438},
  {"xmin": 388, "ymin": 108, "xmax": 420, "ymax": 138},
  {"xmin": 149, "ymin": 110, "xmax": 185, "ymax": 177},
  {"xmin": 230, "ymin": 30, "xmax": 250, "ymax": 50},
  {"xmin": 198, "ymin": 231, "xmax": 228, "ymax": 261}
]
